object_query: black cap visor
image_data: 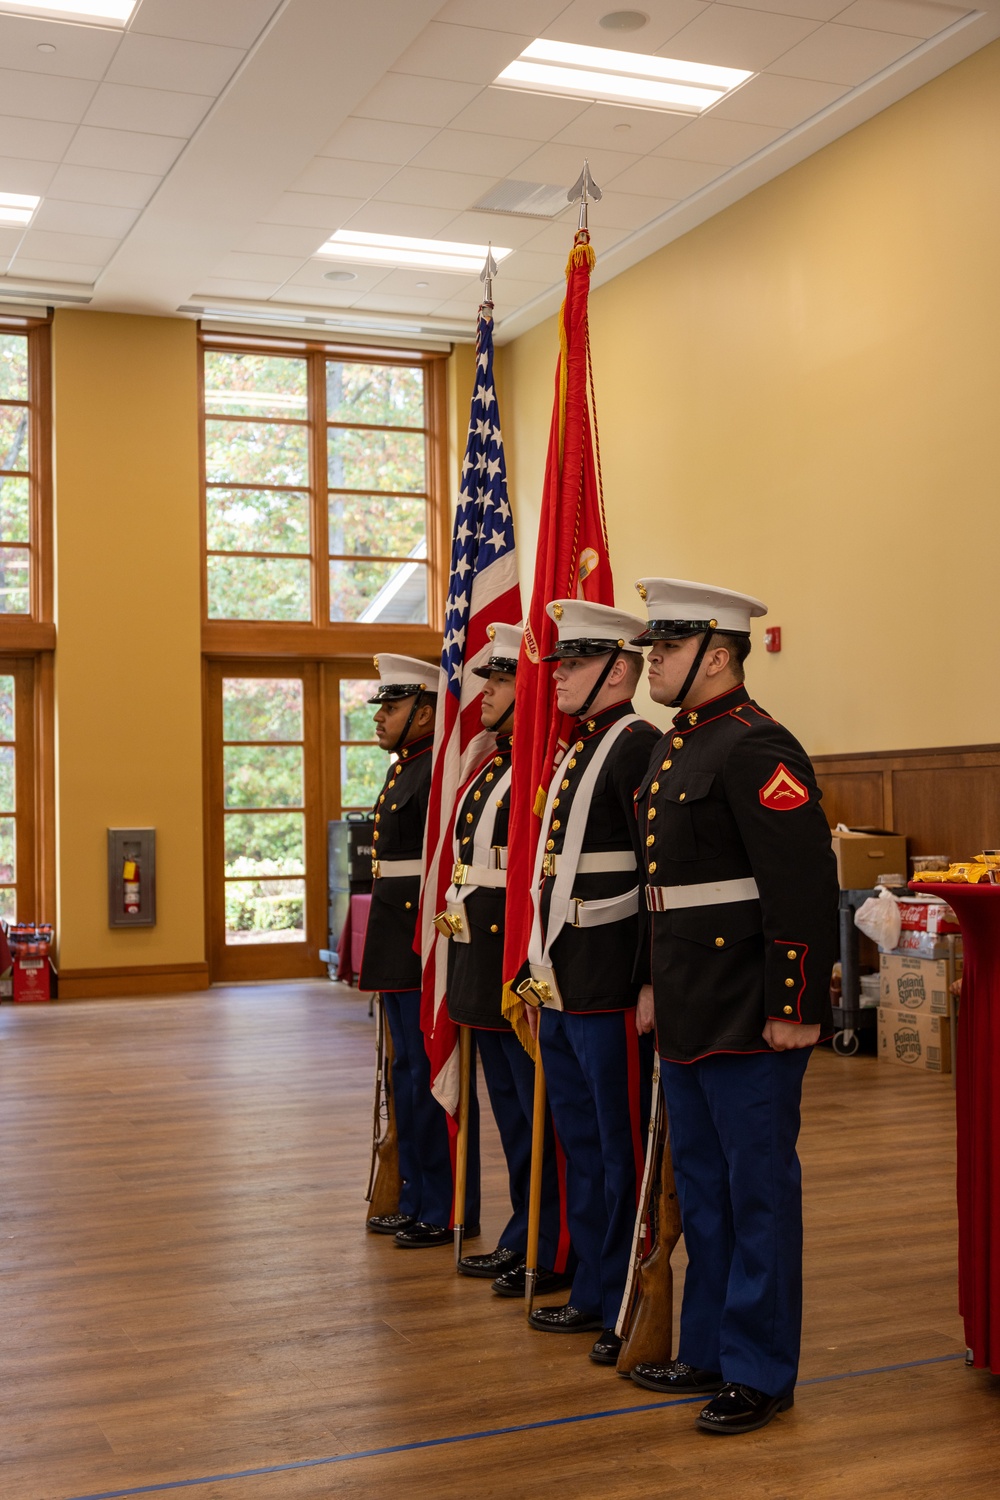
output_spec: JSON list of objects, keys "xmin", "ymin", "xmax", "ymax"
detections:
[
  {"xmin": 629, "ymin": 619, "xmax": 750, "ymax": 646},
  {"xmin": 367, "ymin": 683, "xmax": 425, "ymax": 704},
  {"xmin": 471, "ymin": 655, "xmax": 518, "ymax": 679},
  {"xmin": 541, "ymin": 638, "xmax": 631, "ymax": 663}
]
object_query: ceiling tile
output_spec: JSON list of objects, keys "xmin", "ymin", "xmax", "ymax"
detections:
[
  {"xmin": 652, "ymin": 115, "xmax": 784, "ymax": 164},
  {"xmin": 105, "ymin": 33, "xmax": 245, "ymax": 95},
  {"xmin": 210, "ymin": 251, "xmax": 305, "ymax": 284},
  {"xmin": 518, "ymin": 220, "xmax": 596, "ymax": 255},
  {"xmin": 0, "ymin": 116, "xmax": 76, "ymax": 163},
  {"xmin": 0, "ymin": 155, "xmax": 59, "ymax": 195},
  {"xmin": 0, "ymin": 14, "xmax": 121, "ymax": 79},
  {"xmin": 0, "ymin": 68, "xmax": 97, "ymax": 125},
  {"xmin": 284, "ymin": 260, "xmax": 390, "ymax": 293},
  {"xmin": 290, "ymin": 157, "xmax": 400, "ymax": 199},
  {"xmin": 552, "ymin": 102, "xmax": 693, "ymax": 155},
  {"xmin": 278, "ymin": 284, "xmax": 374, "ymax": 309},
  {"xmin": 708, "ymin": 70, "xmax": 849, "ymax": 125},
  {"xmin": 448, "ymin": 86, "xmax": 591, "ymax": 140},
  {"xmin": 194, "ymin": 276, "xmax": 286, "ymax": 299},
  {"xmin": 353, "ymin": 73, "xmax": 481, "ymax": 128},
  {"xmin": 408, "ymin": 128, "xmax": 540, "ymax": 177},
  {"xmin": 609, "ymin": 155, "xmax": 726, "ymax": 198},
  {"xmin": 239, "ymin": 223, "xmax": 338, "ymax": 257},
  {"xmin": 259, "ymin": 193, "xmax": 366, "ymax": 230},
  {"xmin": 373, "ymin": 266, "xmax": 480, "ymax": 299},
  {"xmin": 2, "ymin": 257, "xmax": 100, "ymax": 284},
  {"xmin": 63, "ymin": 125, "xmax": 186, "ymax": 175},
  {"xmin": 131, "ymin": 0, "xmax": 283, "ymax": 49},
  {"xmin": 502, "ymin": 247, "xmax": 573, "ymax": 282},
  {"xmin": 46, "ymin": 162, "xmax": 162, "ymax": 209},
  {"xmin": 663, "ymin": 4, "xmax": 822, "ymax": 69},
  {"xmin": 512, "ymin": 142, "xmax": 643, "ymax": 190},
  {"xmin": 316, "ymin": 117, "xmax": 438, "ymax": 166},
  {"xmin": 15, "ymin": 228, "xmax": 120, "ymax": 264},
  {"xmin": 340, "ymin": 200, "xmax": 458, "ymax": 238},
  {"xmin": 833, "ymin": 0, "xmax": 969, "ymax": 38},
  {"xmin": 768, "ymin": 22, "xmax": 922, "ymax": 83},
  {"xmin": 390, "ymin": 23, "xmax": 530, "ymax": 85},
  {"xmin": 31, "ymin": 199, "xmax": 138, "ymax": 238},
  {"xmin": 373, "ymin": 165, "xmax": 496, "ymax": 211},
  {"xmin": 0, "ymin": 227, "xmax": 22, "ymax": 256},
  {"xmin": 591, "ymin": 191, "xmax": 680, "ymax": 230},
  {"xmin": 432, "ymin": 0, "xmax": 569, "ymax": 35},
  {"xmin": 82, "ymin": 83, "xmax": 214, "ymax": 137},
  {"xmin": 542, "ymin": 0, "xmax": 711, "ymax": 52},
  {"xmin": 482, "ymin": 275, "xmax": 556, "ymax": 303},
  {"xmin": 438, "ymin": 209, "xmax": 560, "ymax": 248},
  {"xmin": 723, "ymin": 0, "xmax": 850, "ymax": 17},
  {"xmin": 350, "ymin": 290, "xmax": 448, "ymax": 314},
  {"xmin": 435, "ymin": 294, "xmax": 506, "ymax": 321}
]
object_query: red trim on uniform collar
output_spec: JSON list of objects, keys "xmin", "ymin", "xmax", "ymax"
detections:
[
  {"xmin": 495, "ymin": 732, "xmax": 513, "ymax": 753},
  {"xmin": 399, "ymin": 732, "xmax": 434, "ymax": 761},
  {"xmin": 671, "ymin": 684, "xmax": 750, "ymax": 734},
  {"xmin": 576, "ymin": 699, "xmax": 635, "ymax": 741}
]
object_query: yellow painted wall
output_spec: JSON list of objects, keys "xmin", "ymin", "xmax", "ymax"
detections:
[
  {"xmin": 501, "ymin": 41, "xmax": 1000, "ymax": 756},
  {"xmin": 52, "ymin": 311, "xmax": 204, "ymax": 971}
]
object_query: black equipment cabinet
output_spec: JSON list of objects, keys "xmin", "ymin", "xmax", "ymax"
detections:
[{"xmin": 326, "ymin": 815, "xmax": 374, "ymax": 976}]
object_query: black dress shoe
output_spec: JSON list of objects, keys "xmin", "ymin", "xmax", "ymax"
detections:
[
  {"xmin": 695, "ymin": 1382, "xmax": 794, "ymax": 1435},
  {"xmin": 492, "ymin": 1264, "xmax": 573, "ymax": 1299},
  {"xmin": 458, "ymin": 1246, "xmax": 521, "ymax": 1279},
  {"xmin": 528, "ymin": 1303, "xmax": 603, "ymax": 1334},
  {"xmin": 589, "ymin": 1329, "xmax": 623, "ymax": 1365},
  {"xmin": 367, "ymin": 1212, "xmax": 415, "ymax": 1235},
  {"xmin": 394, "ymin": 1222, "xmax": 480, "ymax": 1248},
  {"xmin": 630, "ymin": 1359, "xmax": 725, "ymax": 1395}
]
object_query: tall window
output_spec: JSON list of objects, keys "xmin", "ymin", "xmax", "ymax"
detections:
[
  {"xmin": 202, "ymin": 340, "xmax": 443, "ymax": 628},
  {"xmin": 1, "ymin": 331, "xmax": 31, "ymax": 615},
  {"xmin": 339, "ymin": 678, "xmax": 381, "ymax": 814}
]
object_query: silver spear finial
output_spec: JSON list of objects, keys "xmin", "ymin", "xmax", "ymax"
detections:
[
  {"xmin": 567, "ymin": 159, "xmax": 603, "ymax": 233},
  {"xmin": 480, "ymin": 243, "xmax": 498, "ymax": 307}
]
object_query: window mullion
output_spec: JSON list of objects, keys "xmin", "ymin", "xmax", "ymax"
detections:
[{"xmin": 310, "ymin": 348, "xmax": 330, "ymax": 629}]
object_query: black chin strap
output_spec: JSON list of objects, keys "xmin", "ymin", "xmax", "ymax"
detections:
[
  {"xmin": 490, "ymin": 698, "xmax": 515, "ymax": 734},
  {"xmin": 576, "ymin": 647, "xmax": 621, "ymax": 719},
  {"xmin": 669, "ymin": 631, "xmax": 714, "ymax": 709},
  {"xmin": 390, "ymin": 691, "xmax": 426, "ymax": 757}
]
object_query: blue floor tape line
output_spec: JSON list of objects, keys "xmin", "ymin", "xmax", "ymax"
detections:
[{"xmin": 65, "ymin": 1351, "xmax": 966, "ymax": 1500}]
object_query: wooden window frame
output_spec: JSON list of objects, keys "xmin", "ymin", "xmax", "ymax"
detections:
[
  {"xmin": 0, "ymin": 316, "xmax": 55, "ymax": 926},
  {"xmin": 199, "ymin": 330, "xmax": 449, "ymax": 662}
]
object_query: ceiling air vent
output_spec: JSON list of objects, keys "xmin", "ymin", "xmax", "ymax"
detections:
[{"xmin": 472, "ymin": 180, "xmax": 571, "ymax": 219}]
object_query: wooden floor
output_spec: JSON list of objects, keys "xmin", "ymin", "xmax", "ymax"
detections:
[{"xmin": 0, "ymin": 983, "xmax": 997, "ymax": 1500}]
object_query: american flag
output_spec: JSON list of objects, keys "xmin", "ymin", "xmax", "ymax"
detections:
[{"xmin": 418, "ymin": 309, "xmax": 521, "ymax": 1115}]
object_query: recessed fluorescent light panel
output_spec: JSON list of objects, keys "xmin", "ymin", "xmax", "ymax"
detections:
[
  {"xmin": 0, "ymin": 192, "xmax": 40, "ymax": 227},
  {"xmin": 316, "ymin": 231, "xmax": 513, "ymax": 275},
  {"xmin": 0, "ymin": 1, "xmax": 137, "ymax": 24},
  {"xmin": 494, "ymin": 38, "xmax": 752, "ymax": 114}
]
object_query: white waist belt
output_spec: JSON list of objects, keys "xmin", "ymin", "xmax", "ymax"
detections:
[
  {"xmin": 542, "ymin": 849, "xmax": 637, "ymax": 877},
  {"xmin": 569, "ymin": 887, "xmax": 640, "ymax": 927},
  {"xmin": 646, "ymin": 877, "xmax": 760, "ymax": 912},
  {"xmin": 452, "ymin": 864, "xmax": 507, "ymax": 889},
  {"xmin": 372, "ymin": 858, "xmax": 422, "ymax": 879}
]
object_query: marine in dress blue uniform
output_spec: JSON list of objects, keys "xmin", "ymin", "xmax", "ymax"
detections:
[
  {"xmin": 439, "ymin": 623, "xmax": 573, "ymax": 1296},
  {"xmin": 627, "ymin": 579, "xmax": 839, "ymax": 1435},
  {"xmin": 517, "ymin": 600, "xmax": 659, "ymax": 1364},
  {"xmin": 360, "ymin": 654, "xmax": 480, "ymax": 1249}
]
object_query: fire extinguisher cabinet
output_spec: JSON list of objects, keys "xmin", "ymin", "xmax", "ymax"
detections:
[{"xmin": 107, "ymin": 828, "xmax": 156, "ymax": 927}]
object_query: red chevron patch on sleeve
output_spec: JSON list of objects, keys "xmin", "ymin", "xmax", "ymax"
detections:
[{"xmin": 759, "ymin": 762, "xmax": 810, "ymax": 810}]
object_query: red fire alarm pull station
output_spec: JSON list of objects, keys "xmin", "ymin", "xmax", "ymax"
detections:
[{"xmin": 764, "ymin": 627, "xmax": 782, "ymax": 653}]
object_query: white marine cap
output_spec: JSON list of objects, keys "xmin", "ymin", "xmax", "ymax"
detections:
[
  {"xmin": 368, "ymin": 654, "xmax": 442, "ymax": 703},
  {"xmin": 542, "ymin": 598, "xmax": 646, "ymax": 660},
  {"xmin": 630, "ymin": 577, "xmax": 767, "ymax": 645},
  {"xmin": 472, "ymin": 621, "xmax": 523, "ymax": 678}
]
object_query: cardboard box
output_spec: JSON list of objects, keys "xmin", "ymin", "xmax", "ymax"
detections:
[
  {"xmin": 12, "ymin": 957, "xmax": 51, "ymax": 1003},
  {"xmin": 831, "ymin": 829, "xmax": 908, "ymax": 889},
  {"xmin": 897, "ymin": 898, "xmax": 960, "ymax": 935},
  {"xmin": 879, "ymin": 952, "xmax": 952, "ymax": 1014},
  {"xmin": 878, "ymin": 1006, "xmax": 952, "ymax": 1074}
]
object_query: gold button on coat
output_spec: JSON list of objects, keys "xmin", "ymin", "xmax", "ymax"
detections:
[
  {"xmin": 568, "ymin": 758, "xmax": 577, "ymax": 769},
  {"xmin": 662, "ymin": 759, "xmax": 672, "ymax": 770},
  {"xmin": 490, "ymin": 924, "xmax": 499, "ymax": 934},
  {"xmin": 474, "ymin": 791, "xmax": 481, "ymax": 801},
  {"xmin": 552, "ymin": 798, "xmax": 560, "ymax": 809},
  {"xmin": 561, "ymin": 779, "xmax": 570, "ymax": 789},
  {"xmin": 391, "ymin": 803, "xmax": 397, "ymax": 810},
  {"xmin": 576, "ymin": 740, "xmax": 584, "ymax": 752},
  {"xmin": 646, "ymin": 835, "xmax": 655, "ymax": 846},
  {"xmin": 715, "ymin": 937, "xmax": 725, "ymax": 947},
  {"xmin": 785, "ymin": 977, "xmax": 795, "ymax": 987},
  {"xmin": 551, "ymin": 819, "xmax": 561, "ymax": 830},
  {"xmin": 673, "ymin": 736, "xmax": 684, "ymax": 749},
  {"xmin": 648, "ymin": 861, "xmax": 657, "ymax": 872},
  {"xmin": 787, "ymin": 949, "xmax": 797, "ymax": 960},
  {"xmin": 678, "ymin": 792, "xmax": 686, "ymax": 802},
  {"xmin": 648, "ymin": 807, "xmax": 656, "ymax": 819},
  {"xmin": 404, "ymin": 901, "xmax": 412, "ymax": 910},
  {"xmin": 650, "ymin": 781, "xmax": 659, "ymax": 793},
  {"xmin": 466, "ymin": 812, "xmax": 474, "ymax": 823},
  {"xmin": 485, "ymin": 772, "xmax": 494, "ymax": 782},
  {"xmin": 494, "ymin": 756, "xmax": 503, "ymax": 766},
  {"xmin": 783, "ymin": 1005, "xmax": 794, "ymax": 1015},
  {"xmin": 545, "ymin": 839, "xmax": 555, "ymax": 850}
]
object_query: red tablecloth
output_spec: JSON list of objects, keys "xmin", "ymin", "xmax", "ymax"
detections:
[
  {"xmin": 335, "ymin": 894, "xmax": 372, "ymax": 984},
  {"xmin": 913, "ymin": 881, "xmax": 1000, "ymax": 1370}
]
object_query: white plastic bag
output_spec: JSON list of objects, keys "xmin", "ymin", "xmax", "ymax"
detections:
[{"xmin": 854, "ymin": 886, "xmax": 901, "ymax": 951}]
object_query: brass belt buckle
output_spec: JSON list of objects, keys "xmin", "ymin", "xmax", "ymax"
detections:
[
  {"xmin": 371, "ymin": 857, "xmax": 381, "ymax": 879},
  {"xmin": 541, "ymin": 851, "xmax": 556, "ymax": 877},
  {"xmin": 452, "ymin": 861, "xmax": 469, "ymax": 886},
  {"xmin": 569, "ymin": 898, "xmax": 583, "ymax": 928},
  {"xmin": 433, "ymin": 910, "xmax": 463, "ymax": 939}
]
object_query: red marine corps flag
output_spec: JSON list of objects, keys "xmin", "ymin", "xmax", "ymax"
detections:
[
  {"xmin": 419, "ymin": 268, "xmax": 520, "ymax": 1115},
  {"xmin": 503, "ymin": 165, "xmax": 615, "ymax": 1044}
]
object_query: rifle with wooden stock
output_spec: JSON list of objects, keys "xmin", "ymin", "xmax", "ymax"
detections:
[
  {"xmin": 615, "ymin": 1054, "xmax": 683, "ymax": 1375},
  {"xmin": 366, "ymin": 996, "xmax": 401, "ymax": 1218}
]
